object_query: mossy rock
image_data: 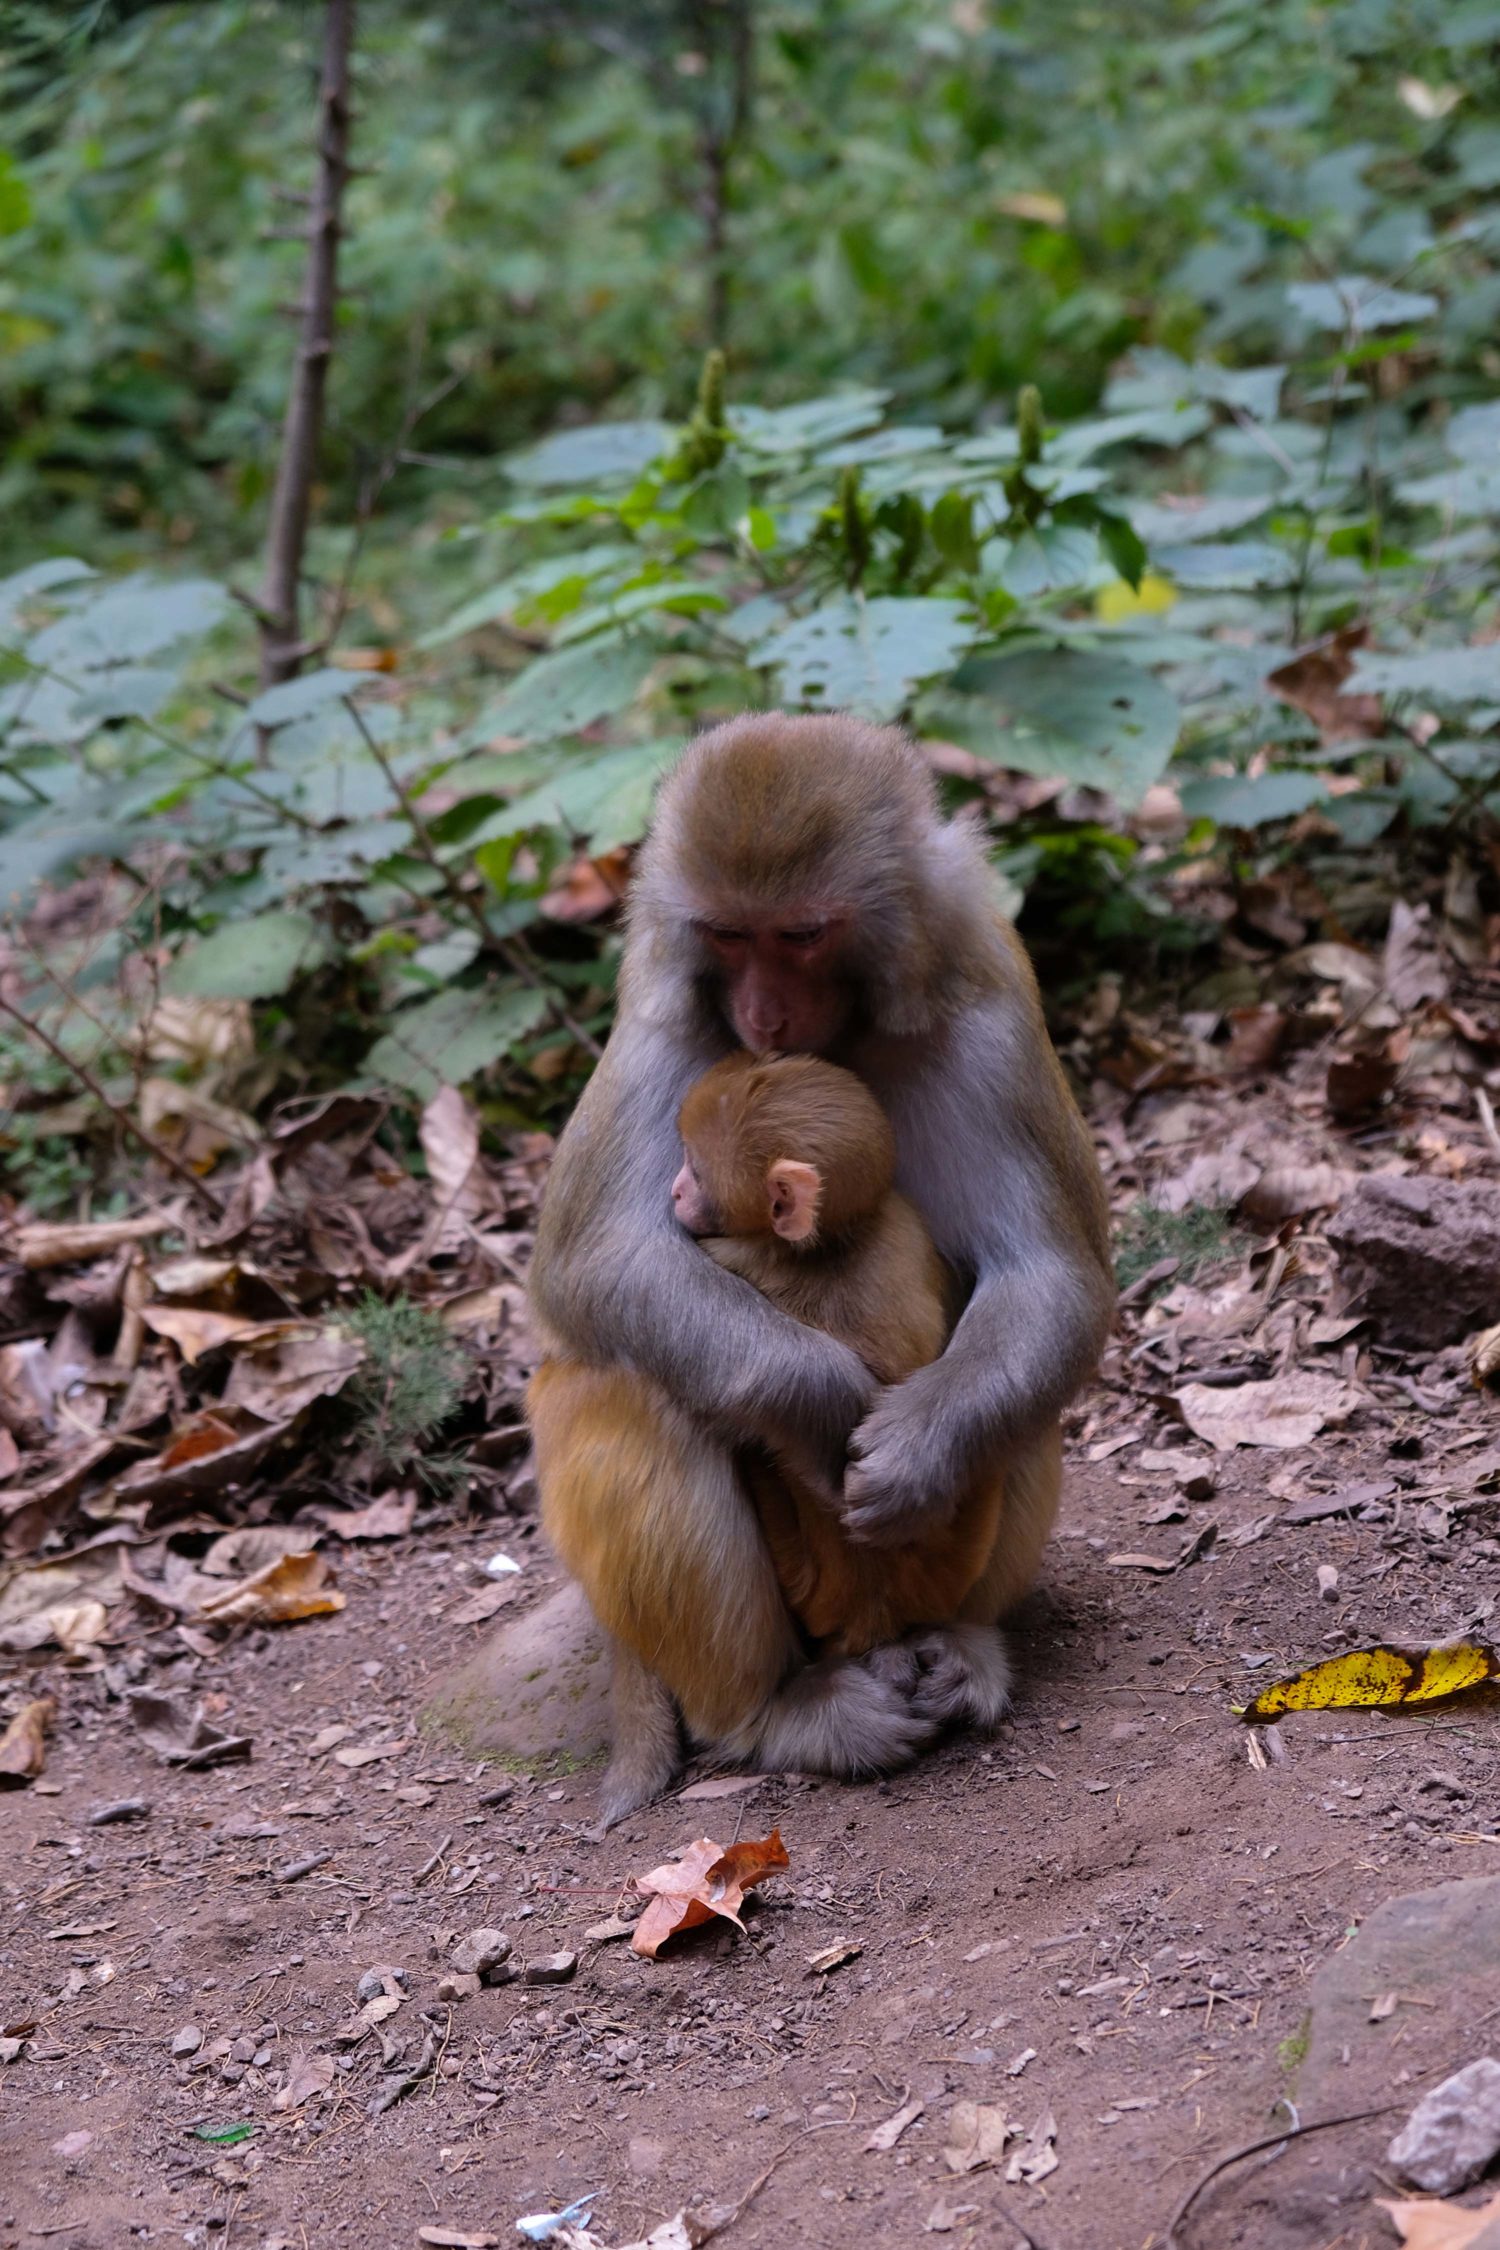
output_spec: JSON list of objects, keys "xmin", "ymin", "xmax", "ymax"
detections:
[{"xmin": 421, "ymin": 1582, "xmax": 609, "ymax": 1767}]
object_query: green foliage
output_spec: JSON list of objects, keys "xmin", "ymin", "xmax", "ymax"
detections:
[
  {"xmin": 341, "ymin": 1293, "xmax": 466, "ymax": 1476},
  {"xmin": 2, "ymin": 0, "xmax": 1500, "ymax": 1127},
  {"xmin": 1115, "ymin": 1198, "xmax": 1243, "ymax": 1294}
]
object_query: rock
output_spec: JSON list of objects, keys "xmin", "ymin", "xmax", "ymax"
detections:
[
  {"xmin": 356, "ymin": 1965, "xmax": 409, "ymax": 2002},
  {"xmin": 171, "ymin": 2024, "xmax": 202, "ymax": 2057},
  {"xmin": 51, "ymin": 2130, "xmax": 93, "ymax": 2162},
  {"xmin": 1388, "ymin": 2056, "xmax": 1500, "ymax": 2194},
  {"xmin": 1327, "ymin": 1176, "xmax": 1500, "ymax": 1348},
  {"xmin": 87, "ymin": 1798, "xmax": 150, "ymax": 1826},
  {"xmin": 449, "ymin": 1928, "xmax": 511, "ymax": 1977},
  {"xmin": 420, "ymin": 1582, "xmax": 609, "ymax": 1767},
  {"xmin": 1299, "ymin": 1875, "xmax": 1500, "ymax": 2123},
  {"xmin": 436, "ymin": 1972, "xmax": 482, "ymax": 2002},
  {"xmin": 524, "ymin": 1951, "xmax": 578, "ymax": 1986}
]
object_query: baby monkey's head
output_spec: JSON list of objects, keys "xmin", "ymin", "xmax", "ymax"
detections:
[{"xmin": 672, "ymin": 1051, "xmax": 896, "ymax": 1249}]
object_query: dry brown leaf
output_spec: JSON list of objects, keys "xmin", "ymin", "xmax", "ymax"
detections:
[
  {"xmin": 678, "ymin": 1773, "xmax": 770, "ymax": 1802},
  {"xmin": 1005, "ymin": 2107, "xmax": 1059, "ymax": 2186},
  {"xmin": 0, "ymin": 1697, "xmax": 54, "ymax": 1787},
  {"xmin": 139, "ymin": 1306, "xmax": 261, "ymax": 1363},
  {"xmin": 221, "ymin": 1325, "xmax": 363, "ymax": 1419},
  {"xmin": 1225, "ymin": 1005, "xmax": 1288, "ymax": 1074},
  {"xmin": 14, "ymin": 1215, "xmax": 175, "ymax": 1270},
  {"xmin": 1471, "ymin": 1324, "xmax": 1500, "ymax": 1389},
  {"xmin": 942, "ymin": 2100, "xmax": 1012, "ymax": 2174},
  {"xmin": 113, "ymin": 1412, "xmax": 291, "ymax": 1508},
  {"xmin": 1267, "ymin": 625, "xmax": 1384, "ymax": 743},
  {"xmin": 1377, "ymin": 2186, "xmax": 1500, "ymax": 2248},
  {"xmin": 271, "ymin": 2046, "xmax": 336, "ymax": 2112},
  {"xmin": 1240, "ymin": 1164, "xmax": 1354, "ymax": 1225},
  {"xmin": 1327, "ymin": 1037, "xmax": 1406, "ymax": 1121},
  {"xmin": 1175, "ymin": 1372, "xmax": 1362, "ymax": 1452},
  {"xmin": 312, "ymin": 1491, "xmax": 416, "ymax": 1541},
  {"xmin": 630, "ymin": 1829, "xmax": 789, "ymax": 1959},
  {"xmin": 200, "ymin": 1525, "xmax": 324, "ymax": 1578},
  {"xmin": 421, "ymin": 1085, "xmax": 487, "ymax": 1234},
  {"xmin": 195, "ymin": 1550, "xmax": 344, "ymax": 1627},
  {"xmin": 127, "ymin": 1686, "xmax": 252, "ymax": 1767},
  {"xmin": 1385, "ymin": 900, "xmax": 1450, "ymax": 1013}
]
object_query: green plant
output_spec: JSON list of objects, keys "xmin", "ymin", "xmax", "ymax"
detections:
[
  {"xmin": 341, "ymin": 1293, "xmax": 466, "ymax": 1475},
  {"xmin": 1115, "ymin": 1198, "xmax": 1243, "ymax": 1293}
]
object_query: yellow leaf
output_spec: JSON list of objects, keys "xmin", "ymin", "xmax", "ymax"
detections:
[
  {"xmin": 1095, "ymin": 572, "xmax": 1176, "ymax": 622},
  {"xmin": 1244, "ymin": 1641, "xmax": 1498, "ymax": 1723},
  {"xmin": 195, "ymin": 1551, "xmax": 345, "ymax": 1627}
]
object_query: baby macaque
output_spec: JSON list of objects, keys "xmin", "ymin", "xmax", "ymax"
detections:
[{"xmin": 672, "ymin": 1051, "xmax": 1008, "ymax": 1654}]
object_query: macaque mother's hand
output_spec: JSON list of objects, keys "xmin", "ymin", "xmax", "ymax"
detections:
[{"xmin": 842, "ymin": 1371, "xmax": 962, "ymax": 1546}]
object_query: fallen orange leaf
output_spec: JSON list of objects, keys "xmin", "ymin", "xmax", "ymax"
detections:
[
  {"xmin": 195, "ymin": 1551, "xmax": 345, "ymax": 1627},
  {"xmin": 1378, "ymin": 2186, "xmax": 1500, "ymax": 2248},
  {"xmin": 630, "ymin": 1829, "xmax": 789, "ymax": 1959},
  {"xmin": 0, "ymin": 1697, "xmax": 55, "ymax": 1788}
]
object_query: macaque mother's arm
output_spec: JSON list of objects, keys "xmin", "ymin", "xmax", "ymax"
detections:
[{"xmin": 529, "ymin": 1024, "xmax": 873, "ymax": 1451}]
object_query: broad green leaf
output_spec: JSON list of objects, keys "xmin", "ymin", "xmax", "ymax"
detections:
[
  {"xmin": 753, "ymin": 597, "xmax": 975, "ymax": 719},
  {"xmin": 0, "ymin": 150, "xmax": 31, "ymax": 234},
  {"xmin": 168, "ymin": 911, "xmax": 334, "ymax": 1000},
  {"xmin": 731, "ymin": 390, "xmax": 890, "ymax": 455},
  {"xmin": 505, "ymin": 420, "xmax": 671, "ymax": 489},
  {"xmin": 255, "ymin": 817, "xmax": 411, "ymax": 889},
  {"xmin": 995, "ymin": 524, "xmax": 1099, "ymax": 599},
  {"xmin": 1396, "ymin": 467, "xmax": 1500, "ymax": 517},
  {"xmin": 934, "ymin": 647, "xmax": 1181, "ymax": 804},
  {"xmin": 246, "ymin": 668, "xmax": 364, "ymax": 729},
  {"xmin": 469, "ymin": 637, "xmax": 658, "ymax": 744},
  {"xmin": 1154, "ymin": 541, "xmax": 1295, "ymax": 589},
  {"xmin": 1049, "ymin": 405, "xmax": 1212, "ymax": 459},
  {"xmin": 365, "ymin": 986, "xmax": 550, "ymax": 1099},
  {"xmin": 0, "ymin": 558, "xmax": 94, "ymax": 633},
  {"xmin": 1177, "ymin": 770, "xmax": 1330, "ymax": 827},
  {"xmin": 1445, "ymin": 402, "xmax": 1500, "ymax": 465},
  {"xmin": 1346, "ymin": 645, "xmax": 1500, "ymax": 702},
  {"xmin": 29, "ymin": 577, "xmax": 228, "ymax": 670},
  {"xmin": 552, "ymin": 580, "xmax": 726, "ymax": 646},
  {"xmin": 1286, "ymin": 277, "xmax": 1439, "ymax": 332},
  {"xmin": 470, "ymin": 740, "xmax": 675, "ymax": 856},
  {"xmin": 821, "ymin": 425, "xmax": 945, "ymax": 467},
  {"xmin": 417, "ymin": 545, "xmax": 636, "ymax": 649},
  {"xmin": 0, "ymin": 806, "xmax": 129, "ymax": 912},
  {"xmin": 1131, "ymin": 496, "xmax": 1270, "ymax": 544}
]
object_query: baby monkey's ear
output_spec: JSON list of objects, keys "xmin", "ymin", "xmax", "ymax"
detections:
[{"xmin": 767, "ymin": 1158, "xmax": 822, "ymax": 1243}]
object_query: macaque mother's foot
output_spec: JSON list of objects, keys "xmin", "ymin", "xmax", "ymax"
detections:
[{"xmin": 862, "ymin": 1623, "xmax": 1013, "ymax": 1732}]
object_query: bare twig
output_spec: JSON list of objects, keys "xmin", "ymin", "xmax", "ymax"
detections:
[
  {"xmin": 0, "ymin": 991, "xmax": 221, "ymax": 1212},
  {"xmin": 316, "ymin": 361, "xmax": 469, "ymax": 656},
  {"xmin": 342, "ymin": 698, "xmax": 604, "ymax": 1060},
  {"xmin": 255, "ymin": 0, "xmax": 356, "ymax": 700},
  {"xmin": 1164, "ymin": 2099, "xmax": 1405, "ymax": 2248}
]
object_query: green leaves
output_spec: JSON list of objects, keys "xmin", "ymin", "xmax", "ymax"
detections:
[
  {"xmin": 468, "ymin": 637, "xmax": 659, "ymax": 744},
  {"xmin": 365, "ymin": 987, "xmax": 551, "ymax": 1101},
  {"xmin": 753, "ymin": 598, "xmax": 976, "ymax": 719},
  {"xmin": 168, "ymin": 912, "xmax": 335, "ymax": 1000},
  {"xmin": 933, "ymin": 648, "xmax": 1181, "ymax": 805},
  {"xmin": 474, "ymin": 741, "xmax": 674, "ymax": 859}
]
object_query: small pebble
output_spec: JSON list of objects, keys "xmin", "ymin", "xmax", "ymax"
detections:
[
  {"xmin": 170, "ymin": 2025, "xmax": 202, "ymax": 2058},
  {"xmin": 436, "ymin": 1973, "xmax": 482, "ymax": 2002},
  {"xmin": 524, "ymin": 1952, "xmax": 578, "ymax": 1986},
  {"xmin": 449, "ymin": 1929, "xmax": 511, "ymax": 1978},
  {"xmin": 1317, "ymin": 1563, "xmax": 1340, "ymax": 1603}
]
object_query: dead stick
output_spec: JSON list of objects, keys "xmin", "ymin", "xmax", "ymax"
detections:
[
  {"xmin": 1164, "ymin": 2099, "xmax": 1406, "ymax": 2248},
  {"xmin": 0, "ymin": 992, "xmax": 221, "ymax": 1213}
]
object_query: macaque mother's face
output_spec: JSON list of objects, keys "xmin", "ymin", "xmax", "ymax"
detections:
[{"xmin": 698, "ymin": 914, "xmax": 851, "ymax": 1054}]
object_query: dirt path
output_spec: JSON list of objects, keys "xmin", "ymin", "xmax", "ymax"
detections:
[{"xmin": 5, "ymin": 1389, "xmax": 1498, "ymax": 2250}]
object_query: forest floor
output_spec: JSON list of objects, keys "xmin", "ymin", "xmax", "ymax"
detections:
[{"xmin": 5, "ymin": 900, "xmax": 1500, "ymax": 2250}]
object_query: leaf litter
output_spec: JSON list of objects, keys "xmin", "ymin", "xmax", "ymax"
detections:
[{"xmin": 629, "ymin": 1831, "xmax": 790, "ymax": 1959}]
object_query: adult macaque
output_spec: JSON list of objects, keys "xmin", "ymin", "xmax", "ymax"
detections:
[
  {"xmin": 528, "ymin": 714, "xmax": 1113, "ymax": 1826},
  {"xmin": 672, "ymin": 1049, "xmax": 1027, "ymax": 1655}
]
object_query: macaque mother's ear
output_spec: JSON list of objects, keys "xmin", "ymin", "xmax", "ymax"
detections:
[{"xmin": 767, "ymin": 1159, "xmax": 822, "ymax": 1243}]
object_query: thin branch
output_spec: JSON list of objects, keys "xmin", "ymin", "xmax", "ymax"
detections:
[
  {"xmin": 255, "ymin": 0, "xmax": 356, "ymax": 701},
  {"xmin": 0, "ymin": 991, "xmax": 222, "ymax": 1213},
  {"xmin": 342, "ymin": 699, "xmax": 603, "ymax": 1060},
  {"xmin": 1164, "ymin": 2098, "xmax": 1406, "ymax": 2249},
  {"xmin": 316, "ymin": 362, "xmax": 469, "ymax": 656}
]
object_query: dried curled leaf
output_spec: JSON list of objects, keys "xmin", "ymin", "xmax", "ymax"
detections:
[
  {"xmin": 630, "ymin": 1828, "xmax": 789, "ymax": 1959},
  {"xmin": 1243, "ymin": 1641, "xmax": 1498, "ymax": 1723},
  {"xmin": 0, "ymin": 1697, "xmax": 55, "ymax": 1787},
  {"xmin": 195, "ymin": 1551, "xmax": 345, "ymax": 1627}
]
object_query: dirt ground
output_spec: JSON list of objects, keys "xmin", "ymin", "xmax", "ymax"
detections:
[{"xmin": 6, "ymin": 1382, "xmax": 1500, "ymax": 2250}]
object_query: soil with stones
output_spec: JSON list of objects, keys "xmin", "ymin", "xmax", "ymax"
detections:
[{"xmin": 5, "ymin": 1398, "xmax": 1500, "ymax": 2250}]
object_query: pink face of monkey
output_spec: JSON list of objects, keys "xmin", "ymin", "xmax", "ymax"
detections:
[{"xmin": 696, "ymin": 914, "xmax": 852, "ymax": 1055}]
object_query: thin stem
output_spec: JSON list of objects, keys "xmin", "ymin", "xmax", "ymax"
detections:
[{"xmin": 0, "ymin": 991, "xmax": 221, "ymax": 1213}]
